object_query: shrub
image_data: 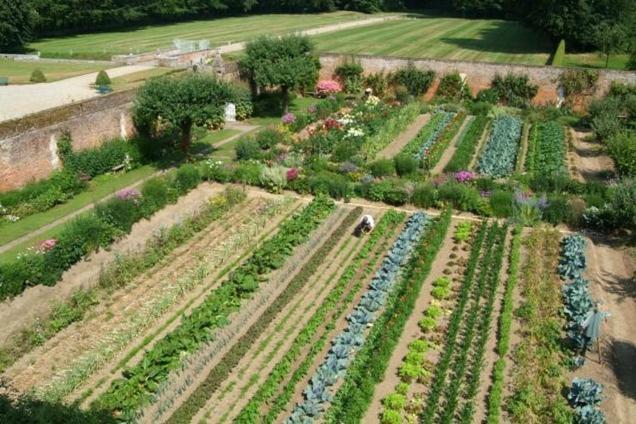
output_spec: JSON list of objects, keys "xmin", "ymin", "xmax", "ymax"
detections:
[
  {"xmin": 255, "ymin": 127, "xmax": 284, "ymax": 150},
  {"xmin": 95, "ymin": 70, "xmax": 111, "ymax": 86},
  {"xmin": 140, "ymin": 177, "xmax": 170, "ymax": 214},
  {"xmin": 365, "ymin": 72, "xmax": 389, "ymax": 97},
  {"xmin": 467, "ymin": 101, "xmax": 492, "ymax": 116},
  {"xmin": 542, "ymin": 194, "xmax": 569, "ymax": 224},
  {"xmin": 607, "ymin": 131, "xmax": 636, "ymax": 177},
  {"xmin": 30, "ymin": 69, "xmax": 46, "ymax": 83},
  {"xmin": 309, "ymin": 171, "xmax": 351, "ymax": 200},
  {"xmin": 235, "ymin": 137, "xmax": 261, "ymax": 161},
  {"xmin": 559, "ymin": 69, "xmax": 598, "ymax": 105},
  {"xmin": 476, "ymin": 88, "xmax": 499, "ymax": 104},
  {"xmin": 437, "ymin": 72, "xmax": 468, "ymax": 101},
  {"xmin": 369, "ymin": 159, "xmax": 395, "ymax": 177},
  {"xmin": 259, "ymin": 166, "xmax": 287, "ymax": 192},
  {"xmin": 394, "ymin": 85, "xmax": 412, "ymax": 104},
  {"xmin": 58, "ymin": 136, "xmax": 140, "ymax": 178},
  {"xmin": 95, "ymin": 197, "xmax": 143, "ymax": 233},
  {"xmin": 392, "ymin": 65, "xmax": 435, "ymax": 96},
  {"xmin": 394, "ymin": 154, "xmax": 418, "ymax": 176},
  {"xmin": 438, "ymin": 182, "xmax": 482, "ymax": 214},
  {"xmin": 174, "ymin": 164, "xmax": 201, "ymax": 194},
  {"xmin": 412, "ymin": 183, "xmax": 437, "ymax": 208},
  {"xmin": 489, "ymin": 190, "xmax": 513, "ymax": 218},
  {"xmin": 315, "ymin": 80, "xmax": 342, "ymax": 96},
  {"xmin": 232, "ymin": 85, "xmax": 254, "ymax": 120},
  {"xmin": 552, "ymin": 39, "xmax": 566, "ymax": 66},
  {"xmin": 490, "ymin": 73, "xmax": 538, "ymax": 108},
  {"xmin": 335, "ymin": 62, "xmax": 364, "ymax": 94},
  {"xmin": 233, "ymin": 161, "xmax": 263, "ymax": 185}
]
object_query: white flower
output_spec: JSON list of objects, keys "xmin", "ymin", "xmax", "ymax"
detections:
[
  {"xmin": 366, "ymin": 95, "xmax": 380, "ymax": 106},
  {"xmin": 0, "ymin": 203, "xmax": 6, "ymax": 216},
  {"xmin": 6, "ymin": 215, "xmax": 20, "ymax": 223},
  {"xmin": 345, "ymin": 127, "xmax": 365, "ymax": 139}
]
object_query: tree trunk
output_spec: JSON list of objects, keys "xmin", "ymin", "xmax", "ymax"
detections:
[
  {"xmin": 180, "ymin": 121, "xmax": 193, "ymax": 155},
  {"xmin": 281, "ymin": 86, "xmax": 290, "ymax": 114},
  {"xmin": 606, "ymin": 53, "xmax": 610, "ymax": 68}
]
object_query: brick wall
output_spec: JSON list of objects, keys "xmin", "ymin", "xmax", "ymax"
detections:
[
  {"xmin": 318, "ymin": 54, "xmax": 636, "ymax": 104},
  {"xmin": 0, "ymin": 95, "xmax": 134, "ymax": 192}
]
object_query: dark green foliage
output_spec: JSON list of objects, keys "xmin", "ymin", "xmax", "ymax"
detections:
[
  {"xmin": 174, "ymin": 164, "xmax": 201, "ymax": 193},
  {"xmin": 475, "ymin": 88, "xmax": 499, "ymax": 104},
  {"xmin": 235, "ymin": 137, "xmax": 261, "ymax": 161},
  {"xmin": 95, "ymin": 70, "xmax": 111, "ymax": 86},
  {"xmin": 0, "ymin": 1, "xmax": 34, "ymax": 52},
  {"xmin": 239, "ymin": 35, "xmax": 320, "ymax": 112},
  {"xmin": 438, "ymin": 181, "xmax": 483, "ymax": 214},
  {"xmin": 58, "ymin": 136, "xmax": 141, "ymax": 178},
  {"xmin": 445, "ymin": 115, "xmax": 489, "ymax": 173},
  {"xmin": 437, "ymin": 72, "xmax": 469, "ymax": 101},
  {"xmin": 134, "ymin": 74, "xmax": 235, "ymax": 153},
  {"xmin": 466, "ymin": 101, "xmax": 493, "ymax": 116},
  {"xmin": 308, "ymin": 171, "xmax": 351, "ymax": 200},
  {"xmin": 412, "ymin": 183, "xmax": 437, "ymax": 208},
  {"xmin": 255, "ymin": 127, "xmax": 282, "ymax": 150},
  {"xmin": 589, "ymin": 82, "xmax": 636, "ymax": 141},
  {"xmin": 491, "ymin": 73, "xmax": 538, "ymax": 108},
  {"xmin": 368, "ymin": 159, "xmax": 395, "ymax": 177},
  {"xmin": 394, "ymin": 154, "xmax": 418, "ymax": 176},
  {"xmin": 95, "ymin": 198, "xmax": 143, "ymax": 234},
  {"xmin": 552, "ymin": 39, "xmax": 566, "ymax": 66},
  {"xmin": 607, "ymin": 131, "xmax": 636, "ymax": 177},
  {"xmin": 489, "ymin": 190, "xmax": 513, "ymax": 218},
  {"xmin": 391, "ymin": 65, "xmax": 435, "ymax": 96},
  {"xmin": 335, "ymin": 61, "xmax": 364, "ymax": 94},
  {"xmin": 140, "ymin": 178, "xmax": 170, "ymax": 215},
  {"xmin": 231, "ymin": 85, "xmax": 253, "ymax": 120},
  {"xmin": 559, "ymin": 69, "xmax": 598, "ymax": 104},
  {"xmin": 365, "ymin": 72, "xmax": 389, "ymax": 97},
  {"xmin": 29, "ymin": 69, "xmax": 46, "ymax": 83}
]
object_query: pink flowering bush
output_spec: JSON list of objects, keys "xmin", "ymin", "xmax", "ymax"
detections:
[
  {"xmin": 38, "ymin": 239, "xmax": 57, "ymax": 253},
  {"xmin": 287, "ymin": 168, "xmax": 299, "ymax": 181},
  {"xmin": 455, "ymin": 171, "xmax": 475, "ymax": 183},
  {"xmin": 116, "ymin": 188, "xmax": 141, "ymax": 203},
  {"xmin": 315, "ymin": 80, "xmax": 342, "ymax": 97},
  {"xmin": 281, "ymin": 113, "xmax": 296, "ymax": 125}
]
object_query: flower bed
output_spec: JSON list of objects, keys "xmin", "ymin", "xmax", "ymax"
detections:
[{"xmin": 478, "ymin": 115, "xmax": 523, "ymax": 177}]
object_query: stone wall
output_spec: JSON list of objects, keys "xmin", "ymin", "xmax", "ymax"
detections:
[
  {"xmin": 0, "ymin": 93, "xmax": 135, "ymax": 192},
  {"xmin": 318, "ymin": 54, "xmax": 636, "ymax": 104}
]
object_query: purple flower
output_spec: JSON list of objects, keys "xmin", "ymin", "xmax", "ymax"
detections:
[
  {"xmin": 455, "ymin": 171, "xmax": 475, "ymax": 183},
  {"xmin": 537, "ymin": 195, "xmax": 550, "ymax": 210},
  {"xmin": 38, "ymin": 239, "xmax": 57, "ymax": 253},
  {"xmin": 116, "ymin": 188, "xmax": 141, "ymax": 203},
  {"xmin": 282, "ymin": 113, "xmax": 296, "ymax": 125}
]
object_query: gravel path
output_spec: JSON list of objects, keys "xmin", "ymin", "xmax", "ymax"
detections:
[{"xmin": 0, "ymin": 64, "xmax": 154, "ymax": 122}]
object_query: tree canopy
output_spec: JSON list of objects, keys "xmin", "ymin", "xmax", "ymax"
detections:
[
  {"xmin": 239, "ymin": 35, "xmax": 320, "ymax": 112},
  {"xmin": 0, "ymin": 1, "xmax": 35, "ymax": 52},
  {"xmin": 134, "ymin": 74, "xmax": 236, "ymax": 153}
]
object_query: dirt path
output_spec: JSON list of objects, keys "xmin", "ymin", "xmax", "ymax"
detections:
[
  {"xmin": 376, "ymin": 114, "xmax": 430, "ymax": 158},
  {"xmin": 431, "ymin": 116, "xmax": 473, "ymax": 175},
  {"xmin": 4, "ymin": 197, "xmax": 297, "ymax": 400},
  {"xmin": 127, "ymin": 207, "xmax": 348, "ymax": 421},
  {"xmin": 0, "ymin": 182, "xmax": 228, "ymax": 345},
  {"xmin": 516, "ymin": 122, "xmax": 531, "ymax": 173},
  {"xmin": 577, "ymin": 235, "xmax": 636, "ymax": 424},
  {"xmin": 189, "ymin": 210, "xmax": 368, "ymax": 424},
  {"xmin": 570, "ymin": 129, "xmax": 616, "ymax": 182},
  {"xmin": 363, "ymin": 219, "xmax": 463, "ymax": 422}
]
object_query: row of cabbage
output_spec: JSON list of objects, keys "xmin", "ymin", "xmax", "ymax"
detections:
[
  {"xmin": 401, "ymin": 111, "xmax": 455, "ymax": 163},
  {"xmin": 558, "ymin": 234, "xmax": 607, "ymax": 424},
  {"xmin": 478, "ymin": 115, "xmax": 523, "ymax": 177},
  {"xmin": 286, "ymin": 212, "xmax": 430, "ymax": 423},
  {"xmin": 525, "ymin": 121, "xmax": 567, "ymax": 176}
]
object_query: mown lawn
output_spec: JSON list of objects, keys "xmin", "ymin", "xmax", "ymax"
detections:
[
  {"xmin": 29, "ymin": 11, "xmax": 373, "ymax": 60},
  {"xmin": 0, "ymin": 59, "xmax": 110, "ymax": 84},
  {"xmin": 312, "ymin": 15, "xmax": 553, "ymax": 66},
  {"xmin": 111, "ymin": 67, "xmax": 180, "ymax": 91}
]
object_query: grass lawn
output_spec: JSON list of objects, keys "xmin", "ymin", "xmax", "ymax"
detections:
[
  {"xmin": 111, "ymin": 67, "xmax": 180, "ymax": 91},
  {"xmin": 0, "ymin": 166, "xmax": 157, "ymax": 261},
  {"xmin": 564, "ymin": 53, "xmax": 631, "ymax": 70},
  {"xmin": 312, "ymin": 14, "xmax": 553, "ymax": 66},
  {"xmin": 0, "ymin": 59, "xmax": 110, "ymax": 84},
  {"xmin": 29, "ymin": 11, "xmax": 373, "ymax": 60},
  {"xmin": 248, "ymin": 96, "xmax": 321, "ymax": 127}
]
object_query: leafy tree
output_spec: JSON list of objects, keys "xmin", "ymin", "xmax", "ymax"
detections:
[
  {"xmin": 0, "ymin": 1, "xmax": 35, "ymax": 52},
  {"xmin": 133, "ymin": 74, "xmax": 235, "ymax": 154},
  {"xmin": 239, "ymin": 35, "xmax": 320, "ymax": 113},
  {"xmin": 593, "ymin": 22, "xmax": 630, "ymax": 68},
  {"xmin": 95, "ymin": 70, "xmax": 111, "ymax": 86},
  {"xmin": 391, "ymin": 65, "xmax": 435, "ymax": 96}
]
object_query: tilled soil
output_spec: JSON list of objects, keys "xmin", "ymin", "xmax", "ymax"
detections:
[
  {"xmin": 376, "ymin": 114, "xmax": 430, "ymax": 159},
  {"xmin": 431, "ymin": 116, "xmax": 473, "ymax": 175},
  {"xmin": 570, "ymin": 129, "xmax": 616, "ymax": 182}
]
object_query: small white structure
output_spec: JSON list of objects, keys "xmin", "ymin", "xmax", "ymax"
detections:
[
  {"xmin": 361, "ymin": 215, "xmax": 375, "ymax": 230},
  {"xmin": 225, "ymin": 103, "xmax": 237, "ymax": 122}
]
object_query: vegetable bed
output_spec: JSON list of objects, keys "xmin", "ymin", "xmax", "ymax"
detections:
[{"xmin": 478, "ymin": 115, "xmax": 522, "ymax": 177}]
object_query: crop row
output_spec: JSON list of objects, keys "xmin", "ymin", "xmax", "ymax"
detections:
[
  {"xmin": 422, "ymin": 112, "xmax": 467, "ymax": 170},
  {"xmin": 419, "ymin": 220, "xmax": 490, "ymax": 422},
  {"xmin": 486, "ymin": 225, "xmax": 522, "ymax": 423},
  {"xmin": 0, "ymin": 188, "xmax": 249, "ymax": 374},
  {"xmin": 400, "ymin": 111, "xmax": 454, "ymax": 162},
  {"xmin": 478, "ymin": 115, "xmax": 523, "ymax": 177},
  {"xmin": 444, "ymin": 116, "xmax": 490, "ymax": 173},
  {"xmin": 162, "ymin": 206, "xmax": 362, "ymax": 423},
  {"xmin": 366, "ymin": 102, "xmax": 421, "ymax": 159},
  {"xmin": 525, "ymin": 121, "xmax": 567, "ymax": 176},
  {"xmin": 323, "ymin": 208, "xmax": 453, "ymax": 423},
  {"xmin": 93, "ymin": 196, "xmax": 335, "ymax": 420},
  {"xmin": 234, "ymin": 211, "xmax": 405, "ymax": 423},
  {"xmin": 287, "ymin": 212, "xmax": 431, "ymax": 422}
]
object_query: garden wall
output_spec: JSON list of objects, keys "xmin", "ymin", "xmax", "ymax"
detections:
[
  {"xmin": 318, "ymin": 54, "xmax": 636, "ymax": 104},
  {"xmin": 0, "ymin": 91, "xmax": 135, "ymax": 191}
]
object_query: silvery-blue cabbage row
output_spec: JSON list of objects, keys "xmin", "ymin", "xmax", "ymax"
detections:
[
  {"xmin": 286, "ymin": 212, "xmax": 430, "ymax": 423},
  {"xmin": 414, "ymin": 111, "xmax": 455, "ymax": 161},
  {"xmin": 478, "ymin": 115, "xmax": 522, "ymax": 177}
]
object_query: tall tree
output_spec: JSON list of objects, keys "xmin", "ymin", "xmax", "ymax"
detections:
[
  {"xmin": 0, "ymin": 1, "xmax": 36, "ymax": 52},
  {"xmin": 239, "ymin": 35, "xmax": 320, "ymax": 113},
  {"xmin": 133, "ymin": 74, "xmax": 235, "ymax": 154},
  {"xmin": 593, "ymin": 22, "xmax": 630, "ymax": 68}
]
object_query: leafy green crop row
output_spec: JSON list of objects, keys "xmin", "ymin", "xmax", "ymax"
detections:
[
  {"xmin": 400, "ymin": 111, "xmax": 453, "ymax": 162},
  {"xmin": 164, "ymin": 206, "xmax": 363, "ymax": 423},
  {"xmin": 486, "ymin": 225, "xmax": 522, "ymax": 424},
  {"xmin": 94, "ymin": 196, "xmax": 335, "ymax": 420},
  {"xmin": 422, "ymin": 112, "xmax": 466, "ymax": 170},
  {"xmin": 478, "ymin": 115, "xmax": 523, "ymax": 177},
  {"xmin": 525, "ymin": 121, "xmax": 567, "ymax": 176},
  {"xmin": 235, "ymin": 211, "xmax": 405, "ymax": 423},
  {"xmin": 323, "ymin": 208, "xmax": 453, "ymax": 423},
  {"xmin": 366, "ymin": 102, "xmax": 421, "ymax": 159},
  {"xmin": 419, "ymin": 220, "xmax": 489, "ymax": 422},
  {"xmin": 444, "ymin": 116, "xmax": 490, "ymax": 173}
]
